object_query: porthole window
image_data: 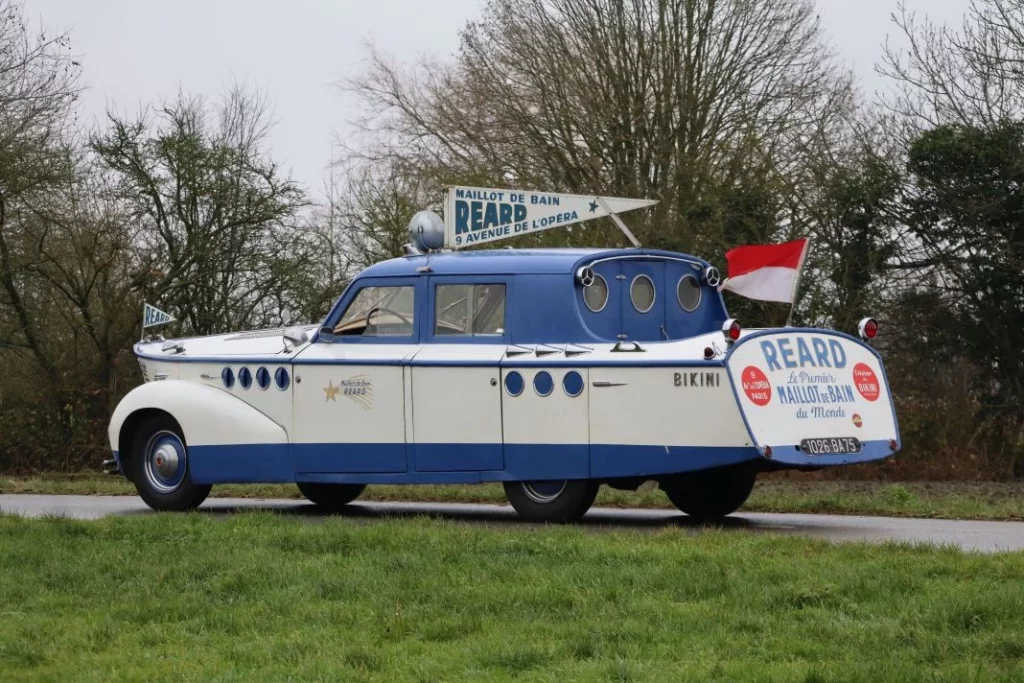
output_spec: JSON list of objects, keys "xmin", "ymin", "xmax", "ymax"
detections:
[
  {"xmin": 630, "ymin": 275, "xmax": 655, "ymax": 313},
  {"xmin": 256, "ymin": 367, "xmax": 271, "ymax": 390},
  {"xmin": 583, "ymin": 274, "xmax": 609, "ymax": 313},
  {"xmin": 533, "ymin": 371, "xmax": 554, "ymax": 397},
  {"xmin": 274, "ymin": 367, "xmax": 290, "ymax": 390},
  {"xmin": 238, "ymin": 367, "xmax": 252, "ymax": 390},
  {"xmin": 562, "ymin": 370, "xmax": 584, "ymax": 397},
  {"xmin": 504, "ymin": 371, "xmax": 524, "ymax": 397},
  {"xmin": 221, "ymin": 367, "xmax": 235, "ymax": 389},
  {"xmin": 677, "ymin": 275, "xmax": 702, "ymax": 312}
]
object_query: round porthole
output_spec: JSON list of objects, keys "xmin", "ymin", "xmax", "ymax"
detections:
[
  {"xmin": 630, "ymin": 274, "xmax": 655, "ymax": 313},
  {"xmin": 221, "ymin": 367, "xmax": 235, "ymax": 389},
  {"xmin": 677, "ymin": 274, "xmax": 702, "ymax": 312},
  {"xmin": 562, "ymin": 370, "xmax": 584, "ymax": 397},
  {"xmin": 533, "ymin": 371, "xmax": 554, "ymax": 397},
  {"xmin": 275, "ymin": 367, "xmax": 290, "ymax": 390},
  {"xmin": 256, "ymin": 367, "xmax": 271, "ymax": 390},
  {"xmin": 504, "ymin": 371, "xmax": 524, "ymax": 397},
  {"xmin": 583, "ymin": 274, "xmax": 609, "ymax": 313},
  {"xmin": 238, "ymin": 367, "xmax": 252, "ymax": 390}
]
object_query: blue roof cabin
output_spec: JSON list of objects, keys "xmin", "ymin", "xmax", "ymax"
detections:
[{"xmin": 324, "ymin": 248, "xmax": 728, "ymax": 345}]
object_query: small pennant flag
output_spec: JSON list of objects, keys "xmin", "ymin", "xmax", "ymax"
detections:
[
  {"xmin": 143, "ymin": 303, "xmax": 175, "ymax": 329},
  {"xmin": 720, "ymin": 238, "xmax": 809, "ymax": 304}
]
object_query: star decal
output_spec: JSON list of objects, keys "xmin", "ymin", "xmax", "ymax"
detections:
[
  {"xmin": 589, "ymin": 199, "xmax": 599, "ymax": 213},
  {"xmin": 323, "ymin": 380, "xmax": 340, "ymax": 402}
]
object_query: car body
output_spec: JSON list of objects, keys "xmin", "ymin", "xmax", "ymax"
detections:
[{"xmin": 108, "ymin": 247, "xmax": 900, "ymax": 520}]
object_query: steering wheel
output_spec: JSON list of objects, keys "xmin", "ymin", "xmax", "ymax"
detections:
[{"xmin": 365, "ymin": 306, "xmax": 412, "ymax": 334}]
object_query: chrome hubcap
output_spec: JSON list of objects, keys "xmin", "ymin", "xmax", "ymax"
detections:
[
  {"xmin": 522, "ymin": 480, "xmax": 567, "ymax": 503},
  {"xmin": 143, "ymin": 431, "xmax": 187, "ymax": 494}
]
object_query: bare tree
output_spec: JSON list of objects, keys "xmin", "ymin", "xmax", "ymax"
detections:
[
  {"xmin": 880, "ymin": 0, "xmax": 1024, "ymax": 130},
  {"xmin": 344, "ymin": 0, "xmax": 852, "ymax": 254},
  {"xmin": 92, "ymin": 86, "xmax": 308, "ymax": 335},
  {"xmin": 0, "ymin": 0, "xmax": 82, "ymax": 456}
]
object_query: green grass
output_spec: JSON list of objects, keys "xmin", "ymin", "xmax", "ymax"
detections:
[
  {"xmin": 0, "ymin": 513, "xmax": 1022, "ymax": 682},
  {"xmin": 4, "ymin": 474, "xmax": 1024, "ymax": 521}
]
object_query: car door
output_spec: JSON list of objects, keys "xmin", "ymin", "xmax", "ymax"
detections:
[
  {"xmin": 290, "ymin": 278, "xmax": 422, "ymax": 474},
  {"xmin": 409, "ymin": 277, "xmax": 507, "ymax": 472}
]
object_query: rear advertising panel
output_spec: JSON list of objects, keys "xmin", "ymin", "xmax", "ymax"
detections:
[{"xmin": 725, "ymin": 330, "xmax": 899, "ymax": 466}]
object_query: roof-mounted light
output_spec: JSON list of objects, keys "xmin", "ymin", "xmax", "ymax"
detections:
[
  {"xmin": 858, "ymin": 317, "xmax": 878, "ymax": 341},
  {"xmin": 722, "ymin": 318, "xmax": 741, "ymax": 342}
]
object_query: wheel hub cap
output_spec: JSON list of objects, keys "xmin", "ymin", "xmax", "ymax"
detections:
[
  {"xmin": 522, "ymin": 480, "xmax": 567, "ymax": 503},
  {"xmin": 144, "ymin": 431, "xmax": 187, "ymax": 494}
]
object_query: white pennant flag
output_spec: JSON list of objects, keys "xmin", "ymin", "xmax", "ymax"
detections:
[
  {"xmin": 443, "ymin": 186, "xmax": 657, "ymax": 249},
  {"xmin": 143, "ymin": 303, "xmax": 176, "ymax": 329}
]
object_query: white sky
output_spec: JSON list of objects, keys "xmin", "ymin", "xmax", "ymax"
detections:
[{"xmin": 26, "ymin": 0, "xmax": 971, "ymax": 197}]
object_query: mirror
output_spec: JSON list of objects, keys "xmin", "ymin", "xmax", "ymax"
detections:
[{"xmin": 317, "ymin": 326, "xmax": 336, "ymax": 343}]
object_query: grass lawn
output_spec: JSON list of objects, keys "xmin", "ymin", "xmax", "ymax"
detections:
[
  {"xmin": 4, "ymin": 474, "xmax": 1024, "ymax": 521},
  {"xmin": 0, "ymin": 513, "xmax": 1022, "ymax": 682}
]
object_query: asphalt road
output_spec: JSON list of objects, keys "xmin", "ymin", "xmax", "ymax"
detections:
[
  {"xmin": 2, "ymin": 497, "xmax": 1024, "ymax": 557},
  {"xmin": 2, "ymin": 494, "xmax": 1023, "ymax": 553}
]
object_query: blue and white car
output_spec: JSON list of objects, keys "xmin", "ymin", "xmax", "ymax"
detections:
[{"xmin": 108, "ymin": 196, "xmax": 900, "ymax": 522}]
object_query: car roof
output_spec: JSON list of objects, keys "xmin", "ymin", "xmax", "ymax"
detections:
[{"xmin": 357, "ymin": 248, "xmax": 706, "ymax": 278}]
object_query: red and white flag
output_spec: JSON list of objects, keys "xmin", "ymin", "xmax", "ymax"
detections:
[{"xmin": 720, "ymin": 238, "xmax": 809, "ymax": 303}]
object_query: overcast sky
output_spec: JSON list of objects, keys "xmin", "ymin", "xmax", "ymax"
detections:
[{"xmin": 26, "ymin": 0, "xmax": 971, "ymax": 197}]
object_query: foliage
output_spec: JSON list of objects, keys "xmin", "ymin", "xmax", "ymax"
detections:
[
  {"xmin": 2, "ymin": 0, "xmax": 1024, "ymax": 477},
  {"xmin": 91, "ymin": 88, "xmax": 309, "ymax": 336},
  {"xmin": 902, "ymin": 122, "xmax": 1024, "ymax": 422}
]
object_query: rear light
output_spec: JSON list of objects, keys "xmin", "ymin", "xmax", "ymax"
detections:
[
  {"xmin": 762, "ymin": 445, "xmax": 773, "ymax": 458},
  {"xmin": 703, "ymin": 346, "xmax": 715, "ymax": 360},
  {"xmin": 722, "ymin": 318, "xmax": 741, "ymax": 342},
  {"xmin": 889, "ymin": 439, "xmax": 898, "ymax": 451},
  {"xmin": 858, "ymin": 317, "xmax": 878, "ymax": 341}
]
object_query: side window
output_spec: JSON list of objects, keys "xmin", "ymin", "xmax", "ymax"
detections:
[
  {"xmin": 335, "ymin": 286, "xmax": 415, "ymax": 337},
  {"xmin": 435, "ymin": 284, "xmax": 506, "ymax": 336}
]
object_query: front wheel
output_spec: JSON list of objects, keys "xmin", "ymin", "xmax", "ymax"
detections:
[
  {"xmin": 503, "ymin": 480, "xmax": 599, "ymax": 522},
  {"xmin": 131, "ymin": 415, "xmax": 212, "ymax": 511},
  {"xmin": 660, "ymin": 465, "xmax": 756, "ymax": 519},
  {"xmin": 296, "ymin": 482, "xmax": 367, "ymax": 510}
]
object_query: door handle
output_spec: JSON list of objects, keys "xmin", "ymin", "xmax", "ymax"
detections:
[{"xmin": 592, "ymin": 380, "xmax": 627, "ymax": 387}]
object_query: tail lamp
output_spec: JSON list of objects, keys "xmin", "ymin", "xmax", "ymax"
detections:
[
  {"xmin": 722, "ymin": 318, "xmax": 741, "ymax": 342},
  {"xmin": 857, "ymin": 317, "xmax": 878, "ymax": 341}
]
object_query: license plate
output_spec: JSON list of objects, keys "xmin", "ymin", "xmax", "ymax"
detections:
[{"xmin": 800, "ymin": 437, "xmax": 862, "ymax": 455}]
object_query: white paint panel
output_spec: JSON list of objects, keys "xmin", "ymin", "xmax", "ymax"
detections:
[
  {"xmin": 176, "ymin": 362, "xmax": 293, "ymax": 432},
  {"xmin": 502, "ymin": 367, "xmax": 589, "ymax": 445},
  {"xmin": 411, "ymin": 345, "xmax": 504, "ymax": 444},
  {"xmin": 726, "ymin": 332, "xmax": 897, "ymax": 447},
  {"xmin": 108, "ymin": 381, "xmax": 287, "ymax": 449},
  {"xmin": 290, "ymin": 343, "xmax": 420, "ymax": 444},
  {"xmin": 588, "ymin": 367, "xmax": 750, "ymax": 447}
]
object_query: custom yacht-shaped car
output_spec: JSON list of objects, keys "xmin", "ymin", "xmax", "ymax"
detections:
[{"xmin": 108, "ymin": 190, "xmax": 900, "ymax": 522}]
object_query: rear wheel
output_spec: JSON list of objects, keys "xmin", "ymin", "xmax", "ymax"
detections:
[
  {"xmin": 131, "ymin": 415, "xmax": 211, "ymax": 511},
  {"xmin": 660, "ymin": 465, "xmax": 756, "ymax": 519},
  {"xmin": 296, "ymin": 482, "xmax": 367, "ymax": 510},
  {"xmin": 503, "ymin": 480, "xmax": 599, "ymax": 522}
]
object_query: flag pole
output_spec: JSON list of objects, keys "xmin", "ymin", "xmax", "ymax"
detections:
[
  {"xmin": 595, "ymin": 197, "xmax": 641, "ymax": 248},
  {"xmin": 785, "ymin": 237, "xmax": 811, "ymax": 328}
]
